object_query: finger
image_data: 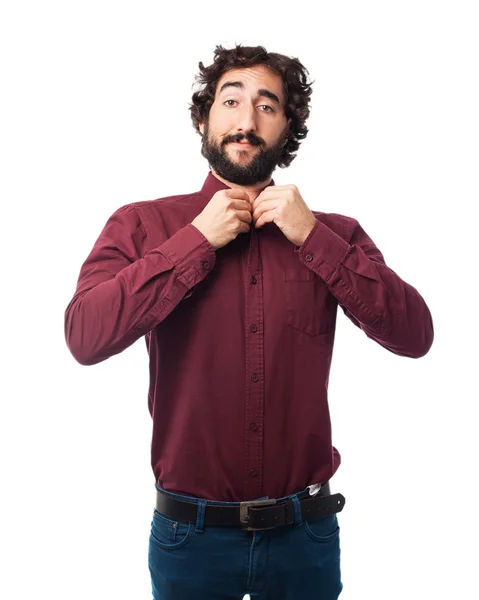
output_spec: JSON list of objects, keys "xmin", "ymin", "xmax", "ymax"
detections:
[
  {"xmin": 252, "ymin": 199, "xmax": 276, "ymax": 220},
  {"xmin": 239, "ymin": 221, "xmax": 251, "ymax": 234},
  {"xmin": 256, "ymin": 214, "xmax": 268, "ymax": 228},
  {"xmin": 256, "ymin": 186, "xmax": 285, "ymax": 197},
  {"xmin": 232, "ymin": 199, "xmax": 253, "ymax": 212},
  {"xmin": 261, "ymin": 185, "xmax": 294, "ymax": 191},
  {"xmin": 253, "ymin": 191, "xmax": 292, "ymax": 213},
  {"xmin": 237, "ymin": 209, "xmax": 253, "ymax": 223},
  {"xmin": 228, "ymin": 188, "xmax": 251, "ymax": 202},
  {"xmin": 255, "ymin": 184, "xmax": 295, "ymax": 199},
  {"xmin": 255, "ymin": 209, "xmax": 275, "ymax": 228},
  {"xmin": 252, "ymin": 195, "xmax": 272, "ymax": 211}
]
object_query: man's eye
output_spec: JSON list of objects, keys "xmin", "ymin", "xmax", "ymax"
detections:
[
  {"xmin": 224, "ymin": 100, "xmax": 237, "ymax": 107},
  {"xmin": 259, "ymin": 105, "xmax": 274, "ymax": 113}
]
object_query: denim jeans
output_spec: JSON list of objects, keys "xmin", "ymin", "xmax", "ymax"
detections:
[{"xmin": 148, "ymin": 483, "xmax": 343, "ymax": 599}]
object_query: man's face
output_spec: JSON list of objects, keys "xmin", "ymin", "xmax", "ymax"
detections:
[{"xmin": 199, "ymin": 65, "xmax": 291, "ymax": 186}]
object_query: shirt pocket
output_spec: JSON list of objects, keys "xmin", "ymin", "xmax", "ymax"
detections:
[{"xmin": 283, "ymin": 269, "xmax": 335, "ymax": 336}]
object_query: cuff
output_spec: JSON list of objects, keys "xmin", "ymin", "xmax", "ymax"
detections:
[
  {"xmin": 158, "ymin": 223, "xmax": 216, "ymax": 289},
  {"xmin": 294, "ymin": 219, "xmax": 350, "ymax": 280}
]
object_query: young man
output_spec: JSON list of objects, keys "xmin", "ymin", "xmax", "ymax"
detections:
[{"xmin": 64, "ymin": 44, "xmax": 434, "ymax": 599}]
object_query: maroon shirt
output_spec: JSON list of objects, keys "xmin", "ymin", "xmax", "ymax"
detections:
[{"xmin": 64, "ymin": 171, "xmax": 433, "ymax": 501}]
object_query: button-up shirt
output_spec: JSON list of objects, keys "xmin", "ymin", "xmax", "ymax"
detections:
[{"xmin": 64, "ymin": 171, "xmax": 434, "ymax": 501}]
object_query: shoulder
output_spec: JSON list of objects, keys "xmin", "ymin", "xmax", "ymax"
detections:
[
  {"xmin": 114, "ymin": 190, "xmax": 204, "ymax": 215},
  {"xmin": 105, "ymin": 190, "xmax": 205, "ymax": 251}
]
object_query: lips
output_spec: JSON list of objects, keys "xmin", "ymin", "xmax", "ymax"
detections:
[{"xmin": 229, "ymin": 141, "xmax": 255, "ymax": 147}]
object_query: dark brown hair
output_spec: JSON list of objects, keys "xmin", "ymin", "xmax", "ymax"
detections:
[{"xmin": 189, "ymin": 44, "xmax": 314, "ymax": 168}]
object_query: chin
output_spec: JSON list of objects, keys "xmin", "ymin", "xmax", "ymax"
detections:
[{"xmin": 228, "ymin": 145, "xmax": 255, "ymax": 155}]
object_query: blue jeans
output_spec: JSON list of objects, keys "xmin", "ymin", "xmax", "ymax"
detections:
[{"xmin": 149, "ymin": 483, "xmax": 343, "ymax": 599}]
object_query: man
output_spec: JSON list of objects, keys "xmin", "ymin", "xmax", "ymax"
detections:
[{"xmin": 64, "ymin": 44, "xmax": 434, "ymax": 599}]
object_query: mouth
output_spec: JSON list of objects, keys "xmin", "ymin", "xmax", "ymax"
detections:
[{"xmin": 228, "ymin": 141, "xmax": 256, "ymax": 148}]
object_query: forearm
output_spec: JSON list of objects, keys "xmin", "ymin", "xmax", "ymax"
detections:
[
  {"xmin": 296, "ymin": 217, "xmax": 434, "ymax": 358},
  {"xmin": 64, "ymin": 208, "xmax": 215, "ymax": 365}
]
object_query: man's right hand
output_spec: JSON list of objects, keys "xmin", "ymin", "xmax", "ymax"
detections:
[{"xmin": 191, "ymin": 189, "xmax": 252, "ymax": 250}]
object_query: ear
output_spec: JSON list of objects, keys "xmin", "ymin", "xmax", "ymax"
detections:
[{"xmin": 199, "ymin": 122, "xmax": 204, "ymax": 135}]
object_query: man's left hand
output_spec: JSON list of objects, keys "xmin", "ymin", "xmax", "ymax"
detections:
[{"xmin": 251, "ymin": 185, "xmax": 317, "ymax": 247}]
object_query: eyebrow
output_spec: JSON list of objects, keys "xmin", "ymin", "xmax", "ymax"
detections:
[{"xmin": 218, "ymin": 81, "xmax": 281, "ymax": 107}]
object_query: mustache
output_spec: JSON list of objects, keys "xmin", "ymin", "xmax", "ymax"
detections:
[{"xmin": 222, "ymin": 133, "xmax": 265, "ymax": 146}]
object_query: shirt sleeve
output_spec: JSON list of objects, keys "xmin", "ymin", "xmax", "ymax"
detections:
[
  {"xmin": 295, "ymin": 217, "xmax": 434, "ymax": 358},
  {"xmin": 64, "ymin": 205, "xmax": 215, "ymax": 366}
]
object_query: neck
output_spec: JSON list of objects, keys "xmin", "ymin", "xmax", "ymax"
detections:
[{"xmin": 210, "ymin": 168, "xmax": 272, "ymax": 202}]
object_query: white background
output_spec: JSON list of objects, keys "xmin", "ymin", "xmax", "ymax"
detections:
[{"xmin": 1, "ymin": 1, "xmax": 477, "ymax": 598}]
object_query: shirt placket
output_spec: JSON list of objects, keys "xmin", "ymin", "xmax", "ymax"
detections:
[{"xmin": 242, "ymin": 227, "xmax": 265, "ymax": 500}]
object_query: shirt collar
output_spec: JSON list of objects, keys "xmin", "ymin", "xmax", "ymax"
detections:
[{"xmin": 199, "ymin": 170, "xmax": 276, "ymax": 202}]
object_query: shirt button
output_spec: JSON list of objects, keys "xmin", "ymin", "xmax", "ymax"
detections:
[
  {"xmin": 305, "ymin": 255, "xmax": 313, "ymax": 262},
  {"xmin": 250, "ymin": 324, "xmax": 258, "ymax": 333},
  {"xmin": 251, "ymin": 373, "xmax": 259, "ymax": 383},
  {"xmin": 250, "ymin": 422, "xmax": 258, "ymax": 431},
  {"xmin": 203, "ymin": 261, "xmax": 210, "ymax": 270},
  {"xmin": 250, "ymin": 276, "xmax": 257, "ymax": 284},
  {"xmin": 249, "ymin": 469, "xmax": 258, "ymax": 477}
]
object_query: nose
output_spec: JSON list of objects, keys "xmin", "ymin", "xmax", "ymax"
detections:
[{"xmin": 235, "ymin": 103, "xmax": 257, "ymax": 133}]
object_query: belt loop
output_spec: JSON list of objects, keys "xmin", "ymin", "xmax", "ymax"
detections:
[
  {"xmin": 195, "ymin": 499, "xmax": 207, "ymax": 533},
  {"xmin": 291, "ymin": 494, "xmax": 303, "ymax": 528}
]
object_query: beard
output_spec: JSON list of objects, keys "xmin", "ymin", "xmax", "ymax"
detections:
[{"xmin": 201, "ymin": 122, "xmax": 288, "ymax": 186}]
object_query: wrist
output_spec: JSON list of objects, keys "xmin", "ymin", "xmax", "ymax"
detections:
[
  {"xmin": 190, "ymin": 221, "xmax": 217, "ymax": 251},
  {"xmin": 298, "ymin": 219, "xmax": 317, "ymax": 246}
]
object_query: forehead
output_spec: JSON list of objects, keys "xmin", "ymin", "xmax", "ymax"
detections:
[{"xmin": 215, "ymin": 65, "xmax": 285, "ymax": 104}]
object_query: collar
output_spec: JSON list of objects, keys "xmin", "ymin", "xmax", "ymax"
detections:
[{"xmin": 199, "ymin": 170, "xmax": 276, "ymax": 202}]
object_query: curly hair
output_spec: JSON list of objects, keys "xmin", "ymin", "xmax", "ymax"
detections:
[{"xmin": 189, "ymin": 44, "xmax": 314, "ymax": 168}]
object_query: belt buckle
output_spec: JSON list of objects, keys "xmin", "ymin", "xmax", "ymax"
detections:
[{"xmin": 239, "ymin": 498, "xmax": 277, "ymax": 531}]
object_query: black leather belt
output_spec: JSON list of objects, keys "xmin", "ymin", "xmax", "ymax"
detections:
[{"xmin": 155, "ymin": 482, "xmax": 346, "ymax": 531}]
